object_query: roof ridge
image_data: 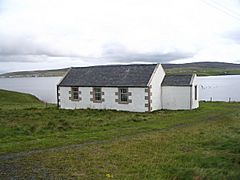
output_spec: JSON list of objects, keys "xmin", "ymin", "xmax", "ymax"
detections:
[
  {"xmin": 71, "ymin": 64, "xmax": 157, "ymax": 69},
  {"xmin": 165, "ymin": 74, "xmax": 193, "ymax": 76}
]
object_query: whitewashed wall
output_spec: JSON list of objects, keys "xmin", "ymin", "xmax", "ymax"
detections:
[
  {"xmin": 190, "ymin": 75, "xmax": 199, "ymax": 109},
  {"xmin": 162, "ymin": 74, "xmax": 199, "ymax": 110},
  {"xmin": 148, "ymin": 64, "xmax": 165, "ymax": 111},
  {"xmin": 162, "ymin": 86, "xmax": 191, "ymax": 110},
  {"xmin": 59, "ymin": 87, "xmax": 148, "ymax": 112}
]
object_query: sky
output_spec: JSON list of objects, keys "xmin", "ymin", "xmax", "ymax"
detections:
[{"xmin": 0, "ymin": 0, "xmax": 240, "ymax": 73}]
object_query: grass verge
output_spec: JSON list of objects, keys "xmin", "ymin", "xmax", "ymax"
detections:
[{"xmin": 0, "ymin": 89, "xmax": 240, "ymax": 179}]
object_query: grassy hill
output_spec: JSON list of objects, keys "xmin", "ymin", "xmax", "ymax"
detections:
[
  {"xmin": 0, "ymin": 68, "xmax": 68, "ymax": 78},
  {"xmin": 1, "ymin": 62, "xmax": 240, "ymax": 78},
  {"xmin": 0, "ymin": 89, "xmax": 44, "ymax": 109},
  {"xmin": 0, "ymin": 89, "xmax": 240, "ymax": 179},
  {"xmin": 163, "ymin": 62, "xmax": 240, "ymax": 76}
]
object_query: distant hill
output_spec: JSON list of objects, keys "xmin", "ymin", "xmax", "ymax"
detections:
[
  {"xmin": 163, "ymin": 62, "xmax": 240, "ymax": 69},
  {"xmin": 162, "ymin": 62, "xmax": 240, "ymax": 76},
  {"xmin": 1, "ymin": 62, "xmax": 240, "ymax": 78},
  {"xmin": 0, "ymin": 68, "xmax": 69, "ymax": 78}
]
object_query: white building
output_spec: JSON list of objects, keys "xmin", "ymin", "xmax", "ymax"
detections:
[{"xmin": 57, "ymin": 64, "xmax": 199, "ymax": 112}]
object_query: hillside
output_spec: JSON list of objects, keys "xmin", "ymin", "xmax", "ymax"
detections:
[
  {"xmin": 1, "ymin": 62, "xmax": 240, "ymax": 78},
  {"xmin": 163, "ymin": 62, "xmax": 240, "ymax": 76},
  {"xmin": 0, "ymin": 89, "xmax": 44, "ymax": 109},
  {"xmin": 0, "ymin": 90, "xmax": 240, "ymax": 179},
  {"xmin": 0, "ymin": 68, "xmax": 69, "ymax": 78}
]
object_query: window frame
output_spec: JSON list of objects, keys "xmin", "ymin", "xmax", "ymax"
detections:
[
  {"xmin": 71, "ymin": 87, "xmax": 79, "ymax": 101},
  {"xmin": 93, "ymin": 87, "xmax": 102, "ymax": 102},
  {"xmin": 119, "ymin": 88, "xmax": 129, "ymax": 103},
  {"xmin": 194, "ymin": 85, "xmax": 197, "ymax": 100}
]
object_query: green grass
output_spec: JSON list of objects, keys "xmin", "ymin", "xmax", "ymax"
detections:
[
  {"xmin": 0, "ymin": 89, "xmax": 46, "ymax": 109},
  {"xmin": 165, "ymin": 67, "xmax": 240, "ymax": 76},
  {"xmin": 0, "ymin": 89, "xmax": 240, "ymax": 179}
]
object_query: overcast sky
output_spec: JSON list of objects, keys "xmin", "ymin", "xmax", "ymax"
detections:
[{"xmin": 0, "ymin": 0, "xmax": 240, "ymax": 73}]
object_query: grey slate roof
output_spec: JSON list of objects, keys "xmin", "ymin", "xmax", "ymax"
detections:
[
  {"xmin": 58, "ymin": 64, "xmax": 157, "ymax": 87},
  {"xmin": 162, "ymin": 74, "xmax": 193, "ymax": 86}
]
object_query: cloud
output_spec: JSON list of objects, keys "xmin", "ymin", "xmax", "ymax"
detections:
[
  {"xmin": 102, "ymin": 43, "xmax": 194, "ymax": 63},
  {"xmin": 0, "ymin": 35, "xmax": 50, "ymax": 57},
  {"xmin": 0, "ymin": 55, "xmax": 40, "ymax": 63},
  {"xmin": 172, "ymin": 43, "xmax": 240, "ymax": 64},
  {"xmin": 0, "ymin": 35, "xmax": 194, "ymax": 64},
  {"xmin": 0, "ymin": 0, "xmax": 240, "ymax": 73},
  {"xmin": 0, "ymin": 34, "xmax": 92, "ymax": 59},
  {"xmin": 0, "ymin": 56, "xmax": 94, "ymax": 73},
  {"xmin": 223, "ymin": 30, "xmax": 240, "ymax": 44}
]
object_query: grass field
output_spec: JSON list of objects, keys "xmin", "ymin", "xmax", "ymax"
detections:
[
  {"xmin": 0, "ymin": 89, "xmax": 240, "ymax": 179},
  {"xmin": 165, "ymin": 67, "xmax": 240, "ymax": 76}
]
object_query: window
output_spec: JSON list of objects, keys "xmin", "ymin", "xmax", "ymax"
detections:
[
  {"xmin": 93, "ymin": 87, "xmax": 102, "ymax": 101},
  {"xmin": 119, "ymin": 88, "xmax": 128, "ymax": 103},
  {"xmin": 194, "ymin": 85, "xmax": 197, "ymax": 100},
  {"xmin": 71, "ymin": 87, "xmax": 79, "ymax": 100}
]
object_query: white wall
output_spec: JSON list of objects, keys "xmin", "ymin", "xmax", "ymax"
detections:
[
  {"xmin": 190, "ymin": 75, "xmax": 199, "ymax": 109},
  {"xmin": 162, "ymin": 74, "xmax": 199, "ymax": 110},
  {"xmin": 148, "ymin": 64, "xmax": 165, "ymax": 111},
  {"xmin": 59, "ymin": 87, "xmax": 148, "ymax": 112},
  {"xmin": 162, "ymin": 86, "xmax": 191, "ymax": 110}
]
